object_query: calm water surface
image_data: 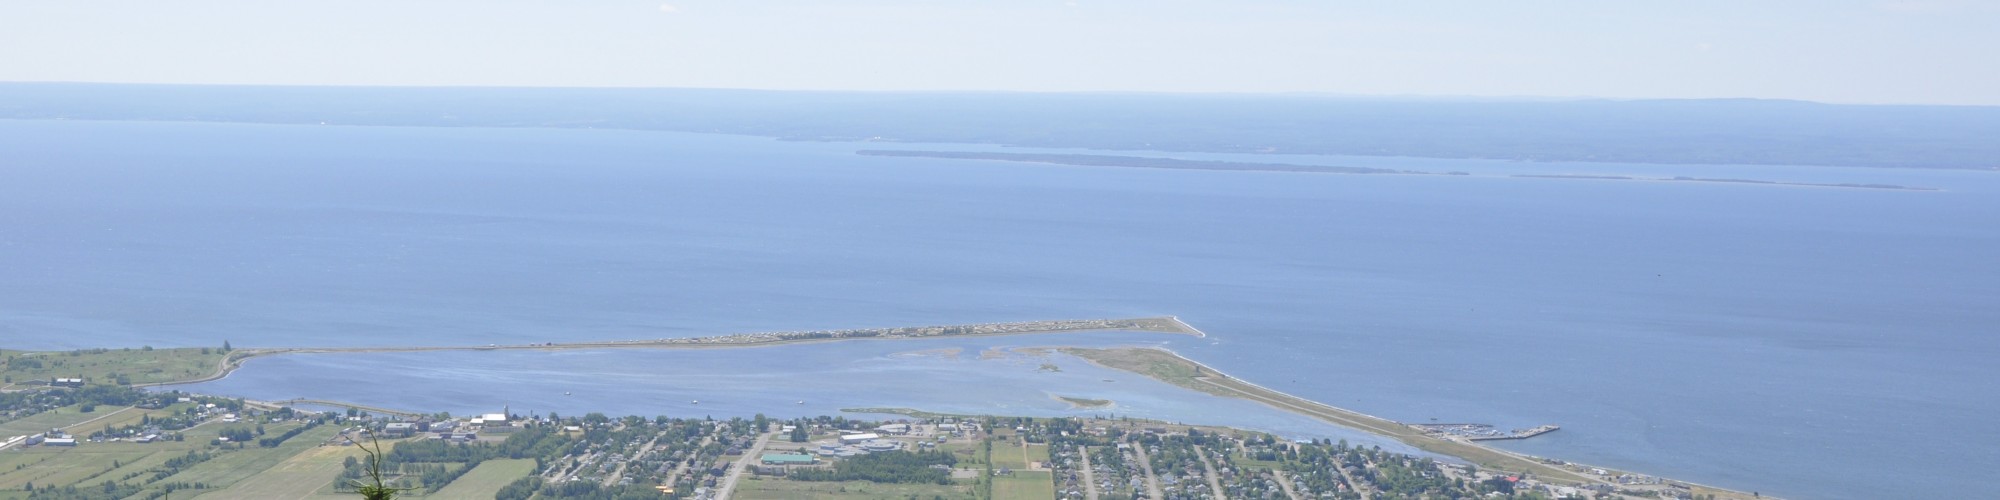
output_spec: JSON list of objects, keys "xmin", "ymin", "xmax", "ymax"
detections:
[
  {"xmin": 3, "ymin": 120, "xmax": 1996, "ymax": 499},
  {"xmin": 175, "ymin": 332, "xmax": 1425, "ymax": 455}
]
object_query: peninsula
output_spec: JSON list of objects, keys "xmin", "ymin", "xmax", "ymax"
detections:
[{"xmin": 139, "ymin": 316, "xmax": 1204, "ymax": 387}]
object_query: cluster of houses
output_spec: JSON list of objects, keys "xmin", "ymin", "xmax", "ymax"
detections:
[{"xmin": 359, "ymin": 412, "xmax": 504, "ymax": 442}]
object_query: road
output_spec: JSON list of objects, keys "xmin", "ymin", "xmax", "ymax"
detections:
[
  {"xmin": 711, "ymin": 431, "xmax": 775, "ymax": 499},
  {"xmin": 1077, "ymin": 445, "xmax": 1100, "ymax": 500},
  {"xmin": 1195, "ymin": 445, "xmax": 1229, "ymax": 500},
  {"xmin": 1272, "ymin": 469, "xmax": 1304, "ymax": 500},
  {"xmin": 1128, "ymin": 439, "xmax": 1165, "ymax": 500}
]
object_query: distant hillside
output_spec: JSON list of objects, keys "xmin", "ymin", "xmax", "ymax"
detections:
[{"xmin": 4, "ymin": 82, "xmax": 1997, "ymax": 169}]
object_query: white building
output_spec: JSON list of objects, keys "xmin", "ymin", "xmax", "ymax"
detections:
[{"xmin": 839, "ymin": 433, "xmax": 880, "ymax": 444}]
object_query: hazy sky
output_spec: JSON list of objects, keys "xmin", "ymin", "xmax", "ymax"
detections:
[{"xmin": 3, "ymin": 1, "xmax": 1996, "ymax": 105}]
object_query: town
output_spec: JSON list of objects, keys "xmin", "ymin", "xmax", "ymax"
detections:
[{"xmin": 1, "ymin": 391, "xmax": 1750, "ymax": 500}]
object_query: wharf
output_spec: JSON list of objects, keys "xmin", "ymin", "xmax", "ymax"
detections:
[{"xmin": 1468, "ymin": 425, "xmax": 1561, "ymax": 441}]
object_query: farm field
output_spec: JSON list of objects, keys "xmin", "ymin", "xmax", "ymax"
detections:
[
  {"xmin": 426, "ymin": 458, "xmax": 536, "ymax": 499},
  {"xmin": 197, "ymin": 442, "xmax": 365, "ymax": 499},
  {"xmin": 0, "ymin": 404, "xmax": 126, "ymax": 439},
  {"xmin": 993, "ymin": 470, "xmax": 1056, "ymax": 500}
]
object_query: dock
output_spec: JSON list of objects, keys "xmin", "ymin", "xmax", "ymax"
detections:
[{"xmin": 1469, "ymin": 425, "xmax": 1561, "ymax": 441}]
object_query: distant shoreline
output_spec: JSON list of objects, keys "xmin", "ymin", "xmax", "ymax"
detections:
[
  {"xmin": 861, "ymin": 149, "xmax": 1941, "ymax": 191},
  {"xmin": 1514, "ymin": 173, "xmax": 1938, "ymax": 191}
]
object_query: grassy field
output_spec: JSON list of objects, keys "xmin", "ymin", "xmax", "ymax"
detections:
[
  {"xmin": 937, "ymin": 442, "xmax": 987, "ymax": 466},
  {"xmin": 62, "ymin": 404, "xmax": 196, "ymax": 440},
  {"xmin": 989, "ymin": 442, "xmax": 1048, "ymax": 470},
  {"xmin": 149, "ymin": 424, "xmax": 339, "ymax": 493},
  {"xmin": 1, "ymin": 347, "xmax": 225, "ymax": 386},
  {"xmin": 0, "ymin": 443, "xmax": 162, "ymax": 490},
  {"xmin": 1062, "ymin": 347, "xmax": 1596, "ymax": 484},
  {"xmin": 0, "ymin": 417, "xmax": 338, "ymax": 498},
  {"xmin": 732, "ymin": 477, "xmax": 970, "ymax": 499},
  {"xmin": 197, "ymin": 442, "xmax": 364, "ymax": 499},
  {"xmin": 426, "ymin": 459, "xmax": 536, "ymax": 498},
  {"xmin": 0, "ymin": 404, "xmax": 118, "ymax": 438},
  {"xmin": 993, "ymin": 470, "xmax": 1055, "ymax": 500}
]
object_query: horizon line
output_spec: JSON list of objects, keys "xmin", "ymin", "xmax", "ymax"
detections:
[{"xmin": 6, "ymin": 79, "xmax": 1995, "ymax": 108}]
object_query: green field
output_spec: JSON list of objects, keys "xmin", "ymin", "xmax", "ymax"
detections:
[
  {"xmin": 0, "ymin": 443, "xmax": 162, "ymax": 490},
  {"xmin": 990, "ymin": 442, "xmax": 1047, "ymax": 470},
  {"xmin": 732, "ymin": 477, "xmax": 971, "ymax": 499},
  {"xmin": 993, "ymin": 470, "xmax": 1055, "ymax": 500},
  {"xmin": 143, "ymin": 424, "xmax": 338, "ymax": 495},
  {"xmin": 427, "ymin": 459, "xmax": 536, "ymax": 498},
  {"xmin": 1, "ymin": 347, "xmax": 225, "ymax": 386},
  {"xmin": 0, "ymin": 404, "xmax": 118, "ymax": 439},
  {"xmin": 197, "ymin": 443, "xmax": 365, "ymax": 499},
  {"xmin": 64, "ymin": 405, "xmax": 195, "ymax": 440}
]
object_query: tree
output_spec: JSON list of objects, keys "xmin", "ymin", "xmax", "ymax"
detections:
[{"xmin": 222, "ymin": 340, "xmax": 232, "ymax": 352}]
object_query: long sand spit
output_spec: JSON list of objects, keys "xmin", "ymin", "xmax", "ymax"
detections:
[{"xmin": 141, "ymin": 316, "xmax": 1203, "ymax": 388}]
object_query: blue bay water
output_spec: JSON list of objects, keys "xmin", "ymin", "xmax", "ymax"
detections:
[
  {"xmin": 174, "ymin": 332, "xmax": 1425, "ymax": 456},
  {"xmin": 2, "ymin": 120, "xmax": 1996, "ymax": 498}
]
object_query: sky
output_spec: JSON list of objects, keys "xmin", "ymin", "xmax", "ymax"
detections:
[{"xmin": 2, "ymin": 0, "xmax": 1996, "ymax": 105}]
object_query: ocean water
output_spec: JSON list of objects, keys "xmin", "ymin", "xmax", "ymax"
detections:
[{"xmin": 3, "ymin": 120, "xmax": 1996, "ymax": 498}]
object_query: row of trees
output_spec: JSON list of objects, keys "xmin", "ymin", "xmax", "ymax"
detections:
[{"xmin": 786, "ymin": 450, "xmax": 957, "ymax": 485}]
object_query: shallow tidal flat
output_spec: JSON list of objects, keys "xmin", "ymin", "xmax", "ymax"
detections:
[{"xmin": 174, "ymin": 331, "xmax": 1421, "ymax": 454}]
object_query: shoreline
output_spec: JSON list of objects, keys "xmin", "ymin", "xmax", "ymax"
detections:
[{"xmin": 1055, "ymin": 345, "xmax": 1770, "ymax": 500}]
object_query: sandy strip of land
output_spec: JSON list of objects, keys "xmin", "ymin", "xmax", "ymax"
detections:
[
  {"xmin": 143, "ymin": 316, "xmax": 1202, "ymax": 388},
  {"xmin": 1059, "ymin": 346, "xmax": 1767, "ymax": 499}
]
